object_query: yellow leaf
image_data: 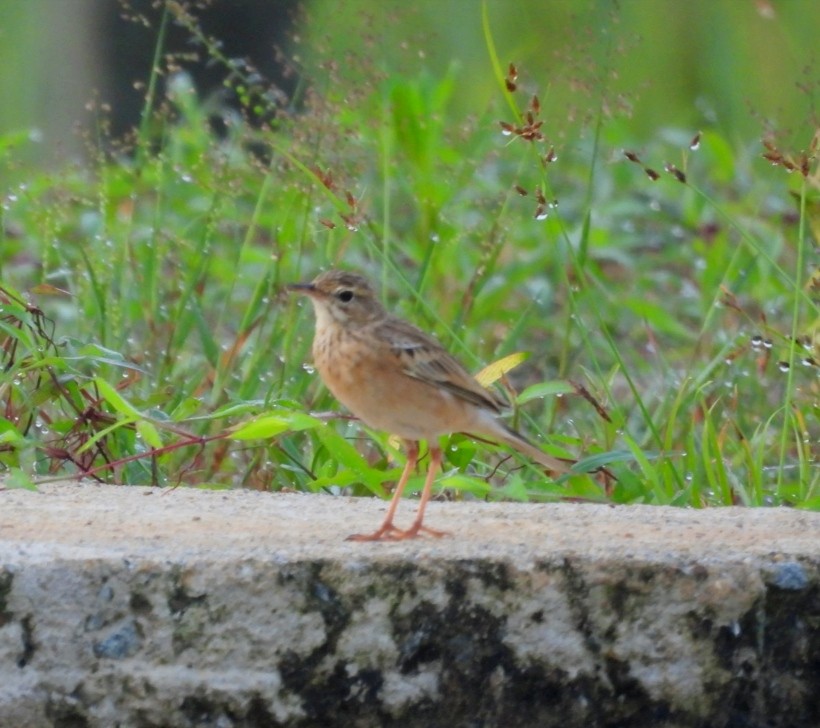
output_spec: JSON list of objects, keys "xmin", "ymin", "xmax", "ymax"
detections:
[{"xmin": 475, "ymin": 351, "xmax": 530, "ymax": 387}]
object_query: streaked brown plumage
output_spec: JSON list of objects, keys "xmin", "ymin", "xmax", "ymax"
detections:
[{"xmin": 289, "ymin": 269, "xmax": 572, "ymax": 541}]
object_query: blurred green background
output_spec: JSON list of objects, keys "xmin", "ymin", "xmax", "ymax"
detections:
[
  {"xmin": 0, "ymin": 0, "xmax": 816, "ymax": 501},
  {"xmin": 304, "ymin": 0, "xmax": 818, "ymax": 143},
  {"xmin": 0, "ymin": 0, "xmax": 817, "ymax": 168}
]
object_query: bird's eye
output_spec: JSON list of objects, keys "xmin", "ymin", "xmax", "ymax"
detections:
[{"xmin": 337, "ymin": 289, "xmax": 354, "ymax": 303}]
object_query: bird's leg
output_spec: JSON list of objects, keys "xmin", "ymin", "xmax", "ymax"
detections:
[
  {"xmin": 397, "ymin": 444, "xmax": 449, "ymax": 539},
  {"xmin": 347, "ymin": 440, "xmax": 419, "ymax": 541}
]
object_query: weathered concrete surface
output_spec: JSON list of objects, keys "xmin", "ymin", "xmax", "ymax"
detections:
[{"xmin": 0, "ymin": 482, "xmax": 818, "ymax": 728}]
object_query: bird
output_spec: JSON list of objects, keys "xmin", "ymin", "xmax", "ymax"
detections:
[{"xmin": 288, "ymin": 269, "xmax": 573, "ymax": 541}]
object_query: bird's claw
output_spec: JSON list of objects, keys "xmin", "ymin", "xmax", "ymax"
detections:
[{"xmin": 346, "ymin": 523, "xmax": 449, "ymax": 541}]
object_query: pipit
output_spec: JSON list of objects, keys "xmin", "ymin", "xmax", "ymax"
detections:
[{"xmin": 289, "ymin": 269, "xmax": 572, "ymax": 541}]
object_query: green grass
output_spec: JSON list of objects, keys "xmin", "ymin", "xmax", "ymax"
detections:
[{"xmin": 0, "ymin": 2, "xmax": 817, "ymax": 509}]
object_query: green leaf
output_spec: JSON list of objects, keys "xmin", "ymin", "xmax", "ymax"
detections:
[
  {"xmin": 69, "ymin": 344, "xmax": 146, "ymax": 373},
  {"xmin": 516, "ymin": 380, "xmax": 575, "ymax": 405},
  {"xmin": 622, "ymin": 297, "xmax": 696, "ymax": 340},
  {"xmin": 0, "ymin": 418, "xmax": 24, "ymax": 446},
  {"xmin": 200, "ymin": 400, "xmax": 267, "ymax": 420},
  {"xmin": 493, "ymin": 474, "xmax": 531, "ymax": 501},
  {"xmin": 191, "ymin": 297, "xmax": 220, "ymax": 368},
  {"xmin": 0, "ymin": 315, "xmax": 36, "ymax": 350},
  {"xmin": 95, "ymin": 377, "xmax": 143, "ymax": 419},
  {"xmin": 620, "ymin": 434, "xmax": 666, "ymax": 502},
  {"xmin": 230, "ymin": 411, "xmax": 322, "ymax": 440},
  {"xmin": 445, "ymin": 435, "xmax": 478, "ymax": 469},
  {"xmin": 0, "ymin": 129, "xmax": 32, "ymax": 158},
  {"xmin": 570, "ymin": 450, "xmax": 638, "ymax": 473},
  {"xmin": 76, "ymin": 417, "xmax": 134, "ymax": 455},
  {"xmin": 307, "ymin": 468, "xmax": 392, "ymax": 498},
  {"xmin": 136, "ymin": 420, "xmax": 163, "ymax": 450},
  {"xmin": 797, "ymin": 497, "xmax": 820, "ymax": 512},
  {"xmin": 169, "ymin": 396, "xmax": 204, "ymax": 421},
  {"xmin": 312, "ymin": 424, "xmax": 371, "ymax": 470},
  {"xmin": 5, "ymin": 468, "xmax": 37, "ymax": 491},
  {"xmin": 437, "ymin": 473, "xmax": 492, "ymax": 498}
]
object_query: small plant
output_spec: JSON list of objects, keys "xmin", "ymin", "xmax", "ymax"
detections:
[{"xmin": 0, "ymin": 1, "xmax": 816, "ymax": 508}]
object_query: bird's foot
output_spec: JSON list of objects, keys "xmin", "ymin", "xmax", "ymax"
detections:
[
  {"xmin": 395, "ymin": 522, "xmax": 450, "ymax": 540},
  {"xmin": 346, "ymin": 522, "xmax": 449, "ymax": 541},
  {"xmin": 346, "ymin": 523, "xmax": 406, "ymax": 542}
]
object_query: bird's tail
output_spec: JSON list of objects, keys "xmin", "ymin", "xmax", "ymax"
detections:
[{"xmin": 471, "ymin": 413, "xmax": 574, "ymax": 475}]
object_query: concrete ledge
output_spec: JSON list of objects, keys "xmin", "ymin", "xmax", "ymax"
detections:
[{"xmin": 1, "ymin": 482, "xmax": 818, "ymax": 727}]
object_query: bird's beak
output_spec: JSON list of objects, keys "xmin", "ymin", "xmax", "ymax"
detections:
[{"xmin": 287, "ymin": 282, "xmax": 316, "ymax": 296}]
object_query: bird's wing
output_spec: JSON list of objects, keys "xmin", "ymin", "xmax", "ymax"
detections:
[{"xmin": 376, "ymin": 316, "xmax": 506, "ymax": 413}]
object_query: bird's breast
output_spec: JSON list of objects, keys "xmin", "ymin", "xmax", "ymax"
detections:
[{"xmin": 311, "ymin": 324, "xmax": 477, "ymax": 441}]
